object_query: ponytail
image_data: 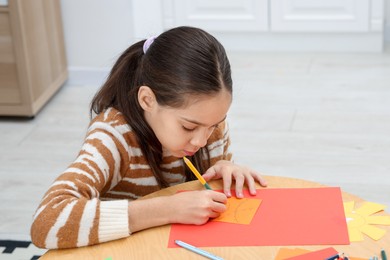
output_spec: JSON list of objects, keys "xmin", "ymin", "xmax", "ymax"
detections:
[{"xmin": 90, "ymin": 40, "xmax": 169, "ymax": 188}]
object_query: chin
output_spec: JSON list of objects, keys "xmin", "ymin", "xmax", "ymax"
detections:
[
  {"xmin": 166, "ymin": 150, "xmax": 184, "ymax": 158},
  {"xmin": 175, "ymin": 152, "xmax": 186, "ymax": 158}
]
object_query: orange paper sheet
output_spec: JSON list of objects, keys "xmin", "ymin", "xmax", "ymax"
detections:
[
  {"xmin": 212, "ymin": 197, "xmax": 262, "ymax": 224},
  {"xmin": 168, "ymin": 187, "xmax": 349, "ymax": 247}
]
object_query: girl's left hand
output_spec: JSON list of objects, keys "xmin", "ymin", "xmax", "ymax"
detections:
[{"xmin": 202, "ymin": 160, "xmax": 267, "ymax": 198}]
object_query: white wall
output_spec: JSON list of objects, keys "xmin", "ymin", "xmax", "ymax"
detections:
[
  {"xmin": 60, "ymin": 0, "xmax": 134, "ymax": 85},
  {"xmin": 60, "ymin": 0, "xmax": 390, "ymax": 86}
]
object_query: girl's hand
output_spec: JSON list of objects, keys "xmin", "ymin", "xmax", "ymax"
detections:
[
  {"xmin": 169, "ymin": 190, "xmax": 227, "ymax": 225},
  {"xmin": 202, "ymin": 160, "xmax": 267, "ymax": 198}
]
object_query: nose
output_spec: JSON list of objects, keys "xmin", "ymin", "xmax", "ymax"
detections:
[{"xmin": 190, "ymin": 129, "xmax": 209, "ymax": 148}]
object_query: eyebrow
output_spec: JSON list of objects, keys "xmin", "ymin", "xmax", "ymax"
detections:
[{"xmin": 181, "ymin": 115, "xmax": 227, "ymax": 127}]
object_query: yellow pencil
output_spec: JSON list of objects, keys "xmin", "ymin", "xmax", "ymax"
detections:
[{"xmin": 183, "ymin": 156, "xmax": 212, "ymax": 190}]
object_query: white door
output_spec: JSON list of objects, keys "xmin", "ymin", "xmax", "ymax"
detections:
[{"xmin": 270, "ymin": 0, "xmax": 370, "ymax": 32}]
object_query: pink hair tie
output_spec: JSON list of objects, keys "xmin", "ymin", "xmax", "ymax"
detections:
[{"xmin": 143, "ymin": 36, "xmax": 157, "ymax": 54}]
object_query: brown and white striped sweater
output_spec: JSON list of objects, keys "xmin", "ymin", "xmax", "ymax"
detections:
[{"xmin": 30, "ymin": 107, "xmax": 232, "ymax": 249}]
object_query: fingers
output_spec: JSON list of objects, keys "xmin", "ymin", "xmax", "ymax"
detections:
[
  {"xmin": 232, "ymin": 167, "xmax": 259, "ymax": 198},
  {"xmin": 199, "ymin": 190, "xmax": 227, "ymax": 210},
  {"xmin": 252, "ymin": 170, "xmax": 268, "ymax": 187},
  {"xmin": 208, "ymin": 189, "xmax": 227, "ymax": 200},
  {"xmin": 172, "ymin": 190, "xmax": 227, "ymax": 225},
  {"xmin": 203, "ymin": 165, "xmax": 233, "ymax": 197},
  {"xmin": 233, "ymin": 170, "xmax": 245, "ymax": 198},
  {"xmin": 201, "ymin": 191, "xmax": 227, "ymax": 220},
  {"xmin": 243, "ymin": 171, "xmax": 257, "ymax": 196},
  {"xmin": 211, "ymin": 199, "xmax": 227, "ymax": 213},
  {"xmin": 221, "ymin": 171, "xmax": 233, "ymax": 197},
  {"xmin": 205, "ymin": 161, "xmax": 267, "ymax": 198},
  {"xmin": 243, "ymin": 170, "xmax": 267, "ymax": 195},
  {"xmin": 202, "ymin": 167, "xmax": 217, "ymax": 182}
]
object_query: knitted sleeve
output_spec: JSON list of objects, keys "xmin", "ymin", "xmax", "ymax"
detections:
[{"xmin": 30, "ymin": 108, "xmax": 131, "ymax": 249}]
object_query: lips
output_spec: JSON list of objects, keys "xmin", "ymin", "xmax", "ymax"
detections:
[{"xmin": 184, "ymin": 150, "xmax": 197, "ymax": 156}]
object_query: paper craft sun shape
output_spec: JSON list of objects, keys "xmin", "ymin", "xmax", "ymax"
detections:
[{"xmin": 344, "ymin": 201, "xmax": 390, "ymax": 241}]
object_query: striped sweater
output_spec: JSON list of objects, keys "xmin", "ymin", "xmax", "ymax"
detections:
[{"xmin": 30, "ymin": 107, "xmax": 232, "ymax": 249}]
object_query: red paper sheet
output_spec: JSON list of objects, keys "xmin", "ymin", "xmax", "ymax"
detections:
[{"xmin": 168, "ymin": 187, "xmax": 349, "ymax": 247}]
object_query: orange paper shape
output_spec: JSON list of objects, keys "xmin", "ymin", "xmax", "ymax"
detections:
[
  {"xmin": 285, "ymin": 247, "xmax": 338, "ymax": 260},
  {"xmin": 168, "ymin": 187, "xmax": 349, "ymax": 247},
  {"xmin": 212, "ymin": 197, "xmax": 262, "ymax": 224},
  {"xmin": 274, "ymin": 248, "xmax": 311, "ymax": 260}
]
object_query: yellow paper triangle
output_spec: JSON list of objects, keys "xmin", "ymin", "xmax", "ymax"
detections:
[
  {"xmin": 366, "ymin": 215, "xmax": 390, "ymax": 225},
  {"xmin": 348, "ymin": 226, "xmax": 364, "ymax": 242},
  {"xmin": 355, "ymin": 202, "xmax": 386, "ymax": 216},
  {"xmin": 344, "ymin": 201, "xmax": 355, "ymax": 213},
  {"xmin": 359, "ymin": 224, "xmax": 386, "ymax": 240}
]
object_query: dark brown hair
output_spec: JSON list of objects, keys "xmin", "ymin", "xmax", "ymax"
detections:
[{"xmin": 90, "ymin": 26, "xmax": 232, "ymax": 188}]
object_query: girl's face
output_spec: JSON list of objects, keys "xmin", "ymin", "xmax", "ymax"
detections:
[{"xmin": 140, "ymin": 87, "xmax": 232, "ymax": 158}]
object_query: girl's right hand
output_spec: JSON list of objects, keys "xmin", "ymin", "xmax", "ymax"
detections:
[{"xmin": 168, "ymin": 190, "xmax": 227, "ymax": 225}]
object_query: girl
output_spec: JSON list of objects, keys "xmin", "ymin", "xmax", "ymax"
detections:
[{"xmin": 31, "ymin": 26, "xmax": 267, "ymax": 249}]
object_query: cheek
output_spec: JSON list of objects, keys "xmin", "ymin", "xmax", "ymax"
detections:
[
  {"xmin": 159, "ymin": 125, "xmax": 189, "ymax": 149},
  {"xmin": 171, "ymin": 130, "xmax": 191, "ymax": 147}
]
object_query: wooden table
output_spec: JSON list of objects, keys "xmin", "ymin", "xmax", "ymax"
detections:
[{"xmin": 41, "ymin": 176, "xmax": 390, "ymax": 259}]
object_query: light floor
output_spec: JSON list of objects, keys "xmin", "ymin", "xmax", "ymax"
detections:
[{"xmin": 0, "ymin": 51, "xmax": 389, "ymax": 242}]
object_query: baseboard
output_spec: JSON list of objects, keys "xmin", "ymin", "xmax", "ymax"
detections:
[
  {"xmin": 216, "ymin": 32, "xmax": 384, "ymax": 52},
  {"xmin": 67, "ymin": 67, "xmax": 111, "ymax": 87}
]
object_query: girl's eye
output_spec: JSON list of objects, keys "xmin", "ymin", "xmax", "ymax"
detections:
[{"xmin": 182, "ymin": 126, "xmax": 196, "ymax": 132}]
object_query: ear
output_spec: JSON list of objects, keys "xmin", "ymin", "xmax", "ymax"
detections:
[{"xmin": 138, "ymin": 86, "xmax": 157, "ymax": 112}]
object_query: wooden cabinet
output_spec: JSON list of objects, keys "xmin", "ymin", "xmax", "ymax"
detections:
[{"xmin": 0, "ymin": 0, "xmax": 67, "ymax": 117}]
